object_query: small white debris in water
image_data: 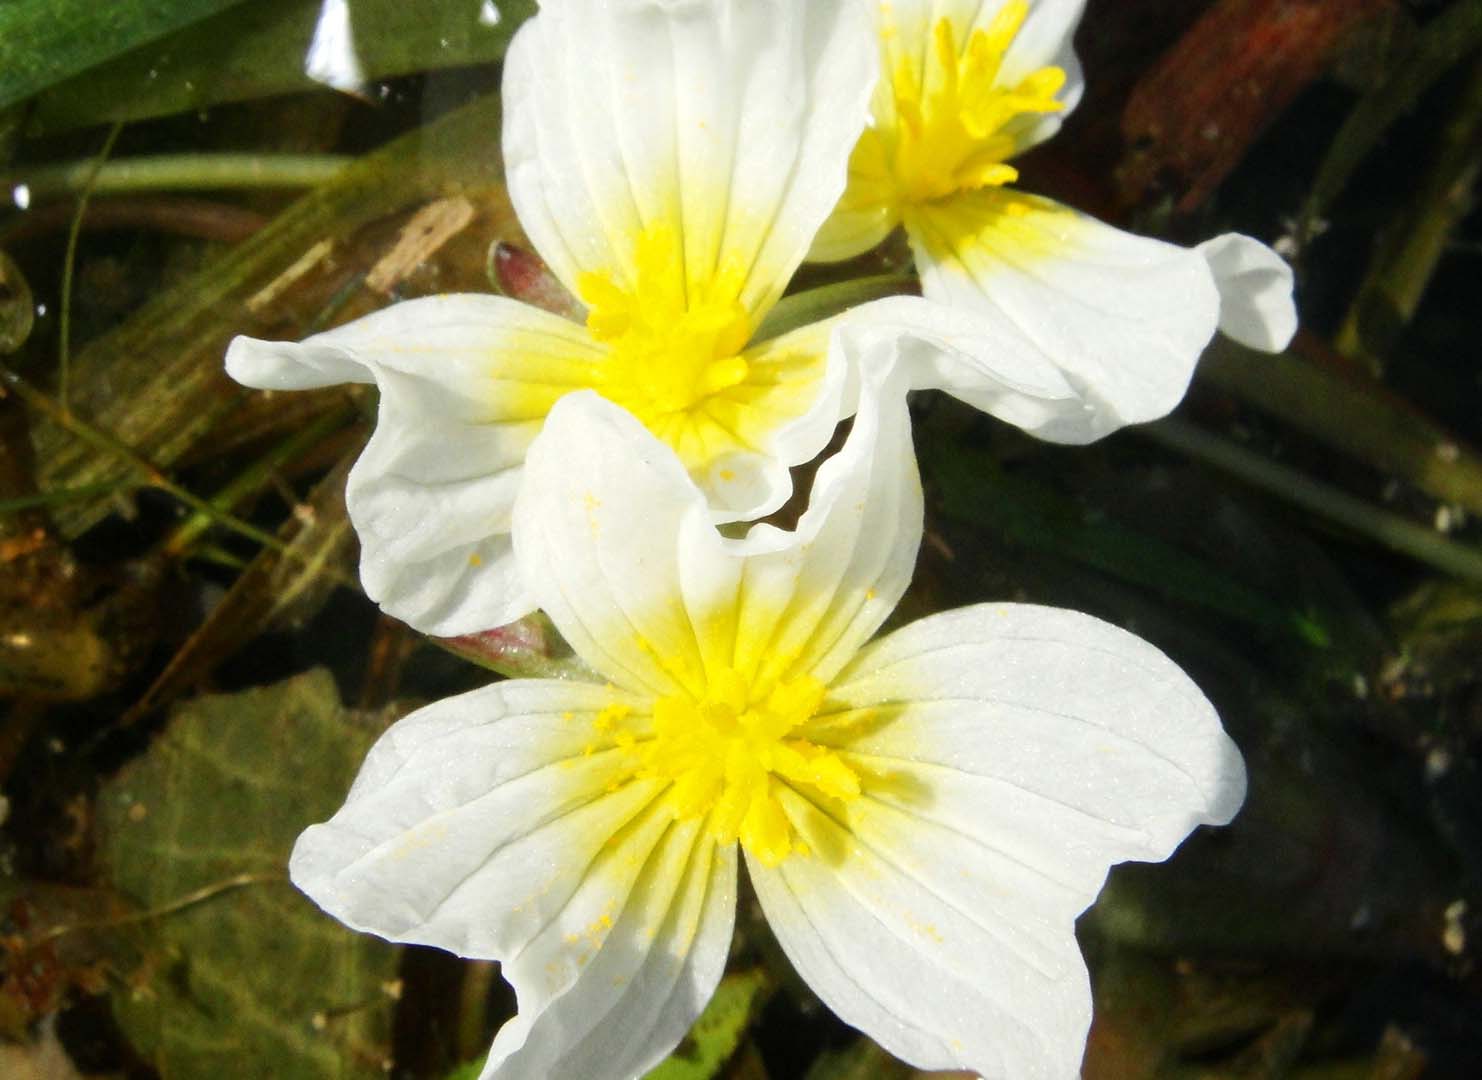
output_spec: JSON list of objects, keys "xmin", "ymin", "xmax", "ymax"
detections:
[
  {"xmin": 305, "ymin": 0, "xmax": 366, "ymax": 93},
  {"xmin": 35, "ymin": 302, "xmax": 47, "ymax": 317},
  {"xmin": 1425, "ymin": 746, "xmax": 1452, "ymax": 781},
  {"xmin": 11, "ymin": 184, "xmax": 29, "ymax": 210},
  {"xmin": 1442, "ymin": 899, "xmax": 1467, "ymax": 956},
  {"xmin": 478, "ymin": 0, "xmax": 502, "ymax": 26}
]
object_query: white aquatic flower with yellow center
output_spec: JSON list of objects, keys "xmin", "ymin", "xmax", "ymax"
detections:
[
  {"xmin": 816, "ymin": 0, "xmax": 1301, "ymax": 443},
  {"xmin": 290, "ymin": 356, "xmax": 1248, "ymax": 1080},
  {"xmin": 224, "ymin": 0, "xmax": 882, "ymax": 637}
]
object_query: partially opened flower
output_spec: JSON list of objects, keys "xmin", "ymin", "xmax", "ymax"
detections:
[
  {"xmin": 290, "ymin": 355, "xmax": 1248, "ymax": 1079},
  {"xmin": 225, "ymin": 0, "xmax": 879, "ymax": 636},
  {"xmin": 813, "ymin": 0, "xmax": 1300, "ymax": 443}
]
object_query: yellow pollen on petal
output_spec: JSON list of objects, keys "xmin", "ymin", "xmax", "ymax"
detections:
[
  {"xmin": 602, "ymin": 667, "xmax": 858, "ymax": 867},
  {"xmin": 579, "ymin": 223, "xmax": 755, "ymax": 461},
  {"xmin": 874, "ymin": 3, "xmax": 1066, "ymax": 207}
]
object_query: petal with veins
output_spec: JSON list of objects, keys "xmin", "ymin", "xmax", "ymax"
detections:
[
  {"xmin": 748, "ymin": 601, "xmax": 1244, "ymax": 1079},
  {"xmin": 291, "ymin": 678, "xmax": 736, "ymax": 1080},
  {"xmin": 503, "ymin": 0, "xmax": 876, "ymax": 323},
  {"xmin": 906, "ymin": 188, "xmax": 1220, "ymax": 442},
  {"xmin": 512, "ymin": 353, "xmax": 920, "ymax": 702},
  {"xmin": 1197, "ymin": 233, "xmax": 1299, "ymax": 353},
  {"xmin": 291, "ymin": 679, "xmax": 658, "ymax": 957},
  {"xmin": 227, "ymin": 295, "xmax": 604, "ymax": 636},
  {"xmin": 480, "ymin": 823, "xmax": 735, "ymax": 1080},
  {"xmin": 834, "ymin": 295, "xmax": 1093, "ymax": 440}
]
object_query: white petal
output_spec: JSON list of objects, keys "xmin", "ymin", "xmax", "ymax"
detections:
[
  {"xmin": 291, "ymin": 679, "xmax": 736, "ymax": 1080},
  {"xmin": 907, "ymin": 189, "xmax": 1221, "ymax": 443},
  {"xmin": 304, "ymin": 0, "xmax": 365, "ymax": 93},
  {"xmin": 292, "ymin": 679, "xmax": 659, "ymax": 955},
  {"xmin": 825, "ymin": 603, "xmax": 1247, "ymax": 866},
  {"xmin": 512, "ymin": 353, "xmax": 920, "ymax": 700},
  {"xmin": 748, "ymin": 792, "xmax": 1091, "ymax": 1080},
  {"xmin": 834, "ymin": 295, "xmax": 1097, "ymax": 441},
  {"xmin": 480, "ymin": 827, "xmax": 736, "ymax": 1080},
  {"xmin": 502, "ymin": 0, "xmax": 877, "ymax": 320},
  {"xmin": 1197, "ymin": 234, "xmax": 1298, "ymax": 352},
  {"xmin": 747, "ymin": 602, "xmax": 1243, "ymax": 1079},
  {"xmin": 226, "ymin": 332, "xmax": 373, "ymax": 390},
  {"xmin": 227, "ymin": 295, "xmax": 606, "ymax": 635}
]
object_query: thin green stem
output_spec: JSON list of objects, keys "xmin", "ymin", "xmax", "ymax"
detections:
[
  {"xmin": 59, "ymin": 121, "xmax": 123, "ymax": 413},
  {"xmin": 1143, "ymin": 417, "xmax": 1482, "ymax": 584},
  {"xmin": 0, "ymin": 480, "xmax": 127, "ymax": 515},
  {"xmin": 162, "ymin": 401, "xmax": 356, "ymax": 556},
  {"xmin": 752, "ymin": 274, "xmax": 916, "ymax": 344},
  {"xmin": 0, "ymin": 363, "xmax": 286, "ymax": 553},
  {"xmin": 4, "ymin": 153, "xmax": 353, "ymax": 202}
]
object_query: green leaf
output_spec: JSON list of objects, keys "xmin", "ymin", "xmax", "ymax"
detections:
[
  {"xmin": 0, "ymin": 0, "xmax": 247, "ymax": 112},
  {"xmin": 440, "ymin": 1061, "xmax": 486, "ymax": 1080},
  {"xmin": 30, "ymin": 0, "xmax": 537, "ymax": 136},
  {"xmin": 643, "ymin": 969, "xmax": 771, "ymax": 1080},
  {"xmin": 97, "ymin": 669, "xmax": 401, "ymax": 1078}
]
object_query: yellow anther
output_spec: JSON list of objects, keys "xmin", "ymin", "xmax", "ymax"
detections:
[
  {"xmin": 598, "ymin": 667, "xmax": 858, "ymax": 866},
  {"xmin": 871, "ymin": 7, "xmax": 1066, "ymax": 207},
  {"xmin": 580, "ymin": 223, "xmax": 753, "ymax": 439}
]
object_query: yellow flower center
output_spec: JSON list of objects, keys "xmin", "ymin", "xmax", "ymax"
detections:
[
  {"xmin": 579, "ymin": 225, "xmax": 754, "ymax": 433},
  {"xmin": 602, "ymin": 668, "xmax": 860, "ymax": 866},
  {"xmin": 870, "ymin": 2, "xmax": 1066, "ymax": 206}
]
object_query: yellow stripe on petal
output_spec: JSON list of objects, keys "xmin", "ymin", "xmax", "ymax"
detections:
[{"xmin": 905, "ymin": 186, "xmax": 1083, "ymax": 274}]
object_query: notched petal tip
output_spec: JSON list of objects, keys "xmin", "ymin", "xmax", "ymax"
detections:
[
  {"xmin": 1203, "ymin": 730, "xmax": 1249, "ymax": 828},
  {"xmin": 224, "ymin": 333, "xmax": 372, "ymax": 391},
  {"xmin": 1198, "ymin": 233, "xmax": 1298, "ymax": 353}
]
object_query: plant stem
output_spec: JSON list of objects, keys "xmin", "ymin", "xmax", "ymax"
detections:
[
  {"xmin": 1196, "ymin": 335, "xmax": 1482, "ymax": 517},
  {"xmin": 4, "ymin": 152, "xmax": 352, "ymax": 202},
  {"xmin": 1143, "ymin": 417, "xmax": 1482, "ymax": 583},
  {"xmin": 162, "ymin": 401, "xmax": 356, "ymax": 556},
  {"xmin": 58, "ymin": 121, "xmax": 122, "ymax": 412},
  {"xmin": 752, "ymin": 273, "xmax": 916, "ymax": 344},
  {"xmin": 0, "ymin": 480, "xmax": 124, "ymax": 515},
  {"xmin": 1336, "ymin": 56, "xmax": 1482, "ymax": 372},
  {"xmin": 0, "ymin": 362, "xmax": 286, "ymax": 553}
]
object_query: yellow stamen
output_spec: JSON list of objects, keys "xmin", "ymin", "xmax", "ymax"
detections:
[
  {"xmin": 578, "ymin": 224, "xmax": 754, "ymax": 438},
  {"xmin": 868, "ymin": 3, "xmax": 1066, "ymax": 207},
  {"xmin": 601, "ymin": 667, "xmax": 858, "ymax": 866}
]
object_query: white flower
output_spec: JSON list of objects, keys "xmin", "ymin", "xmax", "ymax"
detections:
[
  {"xmin": 290, "ymin": 354, "xmax": 1247, "ymax": 1080},
  {"xmin": 813, "ymin": 0, "xmax": 1300, "ymax": 443},
  {"xmin": 225, "ymin": 0, "xmax": 881, "ymax": 637}
]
